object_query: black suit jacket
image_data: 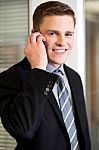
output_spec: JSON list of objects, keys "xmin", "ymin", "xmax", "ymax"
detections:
[{"xmin": 0, "ymin": 58, "xmax": 91, "ymax": 150}]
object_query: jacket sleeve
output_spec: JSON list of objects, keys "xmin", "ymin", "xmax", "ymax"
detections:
[{"xmin": 1, "ymin": 68, "xmax": 57, "ymax": 140}]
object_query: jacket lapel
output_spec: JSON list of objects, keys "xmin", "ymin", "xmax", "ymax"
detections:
[
  {"xmin": 63, "ymin": 65, "xmax": 84, "ymax": 131},
  {"xmin": 48, "ymin": 92, "xmax": 66, "ymax": 128}
]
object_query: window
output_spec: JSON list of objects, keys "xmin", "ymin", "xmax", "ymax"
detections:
[
  {"xmin": 0, "ymin": 0, "xmax": 29, "ymax": 71},
  {"xmin": 0, "ymin": 0, "xmax": 29, "ymax": 149}
]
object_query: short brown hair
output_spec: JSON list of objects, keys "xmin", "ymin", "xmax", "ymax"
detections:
[{"xmin": 33, "ymin": 1, "xmax": 76, "ymax": 31}]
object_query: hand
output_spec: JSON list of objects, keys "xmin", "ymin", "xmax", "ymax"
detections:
[{"xmin": 24, "ymin": 32, "xmax": 48, "ymax": 70}]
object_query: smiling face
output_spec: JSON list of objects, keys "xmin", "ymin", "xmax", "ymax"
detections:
[{"xmin": 39, "ymin": 15, "xmax": 75, "ymax": 68}]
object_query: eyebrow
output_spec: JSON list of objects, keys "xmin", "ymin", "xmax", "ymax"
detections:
[{"xmin": 45, "ymin": 30, "xmax": 74, "ymax": 34}]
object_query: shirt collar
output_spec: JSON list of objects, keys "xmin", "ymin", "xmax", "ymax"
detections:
[{"xmin": 46, "ymin": 64, "xmax": 65, "ymax": 75}]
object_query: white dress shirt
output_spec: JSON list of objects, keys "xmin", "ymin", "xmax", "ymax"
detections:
[{"xmin": 46, "ymin": 64, "xmax": 72, "ymax": 108}]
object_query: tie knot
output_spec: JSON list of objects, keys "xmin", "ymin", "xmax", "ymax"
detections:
[
  {"xmin": 54, "ymin": 69, "xmax": 63, "ymax": 75},
  {"xmin": 53, "ymin": 69, "xmax": 64, "ymax": 83}
]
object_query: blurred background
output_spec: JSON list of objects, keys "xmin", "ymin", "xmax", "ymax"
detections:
[{"xmin": 0, "ymin": 0, "xmax": 99, "ymax": 149}]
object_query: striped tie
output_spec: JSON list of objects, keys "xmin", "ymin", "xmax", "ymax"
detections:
[{"xmin": 57, "ymin": 73, "xmax": 79, "ymax": 150}]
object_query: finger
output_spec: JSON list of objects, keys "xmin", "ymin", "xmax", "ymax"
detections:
[
  {"xmin": 24, "ymin": 35, "xmax": 32, "ymax": 54},
  {"xmin": 27, "ymin": 35, "xmax": 31, "ymax": 45},
  {"xmin": 37, "ymin": 35, "xmax": 46, "ymax": 45},
  {"xmin": 30, "ymin": 32, "xmax": 41, "ymax": 44}
]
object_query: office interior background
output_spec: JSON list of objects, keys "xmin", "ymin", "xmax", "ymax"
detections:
[{"xmin": 0, "ymin": 0, "xmax": 99, "ymax": 149}]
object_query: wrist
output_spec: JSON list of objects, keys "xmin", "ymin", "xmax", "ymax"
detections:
[{"xmin": 31, "ymin": 65, "xmax": 46, "ymax": 70}]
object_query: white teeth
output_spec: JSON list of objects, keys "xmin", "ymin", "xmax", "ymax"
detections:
[{"xmin": 54, "ymin": 49, "xmax": 65, "ymax": 53}]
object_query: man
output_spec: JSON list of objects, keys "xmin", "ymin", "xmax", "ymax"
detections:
[{"xmin": 0, "ymin": 1, "xmax": 91, "ymax": 150}]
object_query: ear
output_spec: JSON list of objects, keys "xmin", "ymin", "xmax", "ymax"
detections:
[{"xmin": 31, "ymin": 29, "xmax": 34, "ymax": 33}]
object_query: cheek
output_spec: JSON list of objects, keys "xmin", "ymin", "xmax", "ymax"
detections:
[
  {"xmin": 68, "ymin": 39, "xmax": 74, "ymax": 48},
  {"xmin": 45, "ymin": 41, "xmax": 54, "ymax": 51},
  {"xmin": 44, "ymin": 36, "xmax": 55, "ymax": 46},
  {"xmin": 71, "ymin": 38, "xmax": 74, "ymax": 45}
]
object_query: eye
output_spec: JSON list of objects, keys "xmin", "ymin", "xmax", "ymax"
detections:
[
  {"xmin": 49, "ymin": 32, "xmax": 56, "ymax": 37},
  {"xmin": 65, "ymin": 33, "xmax": 73, "ymax": 37}
]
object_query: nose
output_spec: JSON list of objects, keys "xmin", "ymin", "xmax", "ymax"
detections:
[{"xmin": 56, "ymin": 35, "xmax": 66, "ymax": 47}]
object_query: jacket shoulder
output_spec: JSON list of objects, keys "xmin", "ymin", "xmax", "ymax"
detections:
[
  {"xmin": 64, "ymin": 65, "xmax": 81, "ymax": 79},
  {"xmin": 64, "ymin": 64, "xmax": 83, "ymax": 89},
  {"xmin": 0, "ymin": 58, "xmax": 30, "ymax": 89}
]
